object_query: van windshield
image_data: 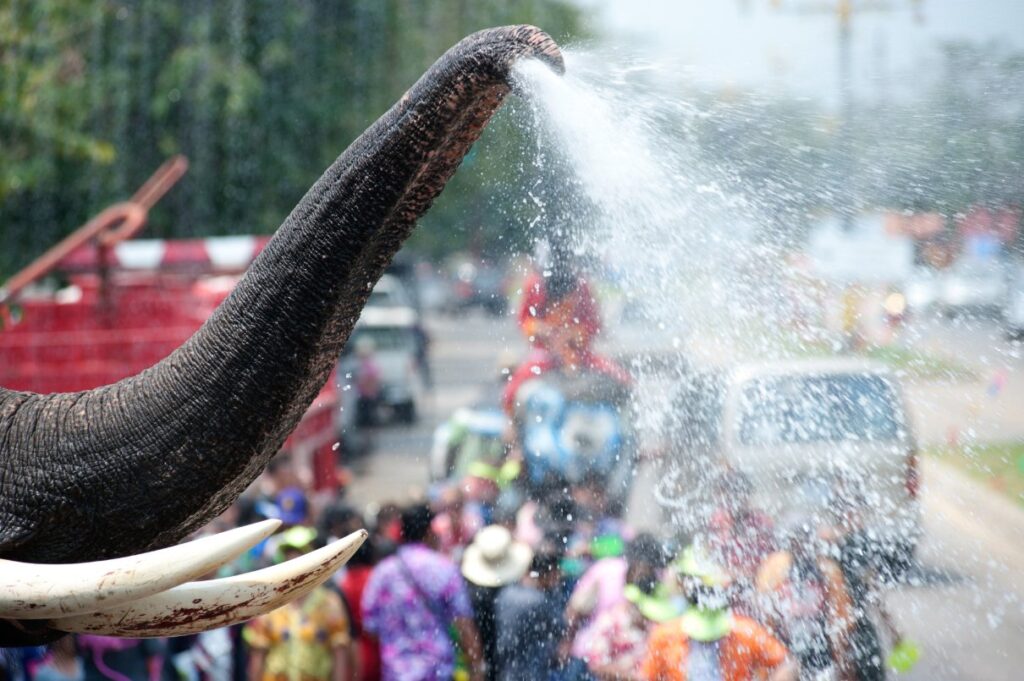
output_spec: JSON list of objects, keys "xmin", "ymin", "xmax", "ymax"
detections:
[
  {"xmin": 347, "ymin": 326, "xmax": 414, "ymax": 353},
  {"xmin": 737, "ymin": 374, "xmax": 901, "ymax": 445},
  {"xmin": 367, "ymin": 286, "xmax": 410, "ymax": 308}
]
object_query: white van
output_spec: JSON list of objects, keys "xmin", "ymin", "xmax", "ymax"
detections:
[
  {"xmin": 339, "ymin": 306, "xmax": 425, "ymax": 423},
  {"xmin": 655, "ymin": 358, "xmax": 922, "ymax": 571}
]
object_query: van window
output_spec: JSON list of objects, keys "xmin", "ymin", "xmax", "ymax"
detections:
[
  {"xmin": 346, "ymin": 326, "xmax": 414, "ymax": 353},
  {"xmin": 670, "ymin": 373, "xmax": 724, "ymax": 449},
  {"xmin": 366, "ymin": 275, "xmax": 412, "ymax": 308},
  {"xmin": 737, "ymin": 374, "xmax": 900, "ymax": 445}
]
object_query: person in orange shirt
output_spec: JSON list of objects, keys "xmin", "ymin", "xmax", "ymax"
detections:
[{"xmin": 641, "ymin": 547, "xmax": 797, "ymax": 681}]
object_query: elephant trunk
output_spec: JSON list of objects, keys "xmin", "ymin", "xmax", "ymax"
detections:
[{"xmin": 0, "ymin": 26, "xmax": 563, "ymax": 563}]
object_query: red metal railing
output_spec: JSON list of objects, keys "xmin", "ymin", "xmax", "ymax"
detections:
[
  {"xmin": 0, "ymin": 155, "xmax": 346, "ymax": 492},
  {"xmin": 0, "ymin": 156, "xmax": 188, "ymax": 308}
]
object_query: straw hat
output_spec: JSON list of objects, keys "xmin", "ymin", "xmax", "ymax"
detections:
[{"xmin": 461, "ymin": 525, "xmax": 533, "ymax": 588}]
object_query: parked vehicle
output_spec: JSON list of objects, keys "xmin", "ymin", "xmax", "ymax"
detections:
[
  {"xmin": 429, "ymin": 406, "xmax": 509, "ymax": 482},
  {"xmin": 449, "ymin": 259, "xmax": 508, "ymax": 316},
  {"xmin": 938, "ymin": 257, "xmax": 1007, "ymax": 318},
  {"xmin": 366, "ymin": 273, "xmax": 415, "ymax": 309},
  {"xmin": 415, "ymin": 264, "xmax": 456, "ymax": 314},
  {"xmin": 339, "ymin": 306, "xmax": 425, "ymax": 423},
  {"xmin": 655, "ymin": 358, "xmax": 922, "ymax": 573},
  {"xmin": 0, "ymin": 160, "xmax": 348, "ymax": 494}
]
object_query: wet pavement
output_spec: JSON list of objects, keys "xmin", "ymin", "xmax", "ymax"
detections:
[
  {"xmin": 343, "ymin": 312, "xmax": 525, "ymax": 509},
  {"xmin": 900, "ymin": 315, "xmax": 1024, "ymax": 445}
]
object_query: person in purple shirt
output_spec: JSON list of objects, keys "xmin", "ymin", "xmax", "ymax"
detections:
[{"xmin": 362, "ymin": 503, "xmax": 485, "ymax": 681}]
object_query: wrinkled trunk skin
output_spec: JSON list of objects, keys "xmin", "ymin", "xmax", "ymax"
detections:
[{"xmin": 0, "ymin": 26, "xmax": 562, "ymax": 565}]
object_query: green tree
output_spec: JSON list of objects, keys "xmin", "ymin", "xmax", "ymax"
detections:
[{"xmin": 0, "ymin": 0, "xmax": 585, "ymax": 279}]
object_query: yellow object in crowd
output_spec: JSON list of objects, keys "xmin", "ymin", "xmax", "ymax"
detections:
[{"xmin": 244, "ymin": 586, "xmax": 351, "ymax": 681}]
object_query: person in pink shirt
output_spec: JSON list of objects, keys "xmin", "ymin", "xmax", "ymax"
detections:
[
  {"xmin": 354, "ymin": 337, "xmax": 382, "ymax": 427},
  {"xmin": 561, "ymin": 533, "xmax": 667, "ymax": 664},
  {"xmin": 705, "ymin": 470, "xmax": 776, "ymax": 617},
  {"xmin": 431, "ymin": 485, "xmax": 483, "ymax": 560},
  {"xmin": 706, "ymin": 471, "xmax": 776, "ymax": 580},
  {"xmin": 582, "ymin": 535, "xmax": 675, "ymax": 680},
  {"xmin": 563, "ymin": 552, "xmax": 627, "ymax": 659}
]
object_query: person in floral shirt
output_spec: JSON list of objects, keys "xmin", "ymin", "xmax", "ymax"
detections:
[
  {"xmin": 582, "ymin": 535, "xmax": 676, "ymax": 681},
  {"xmin": 244, "ymin": 527, "xmax": 354, "ymax": 681},
  {"xmin": 361, "ymin": 504, "xmax": 485, "ymax": 681},
  {"xmin": 585, "ymin": 599, "xmax": 650, "ymax": 681}
]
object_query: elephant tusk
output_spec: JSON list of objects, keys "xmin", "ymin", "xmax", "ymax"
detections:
[
  {"xmin": 0, "ymin": 519, "xmax": 280, "ymax": 619},
  {"xmin": 46, "ymin": 529, "xmax": 367, "ymax": 637}
]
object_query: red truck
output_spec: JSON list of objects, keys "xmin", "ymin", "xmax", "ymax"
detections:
[{"xmin": 0, "ymin": 158, "xmax": 347, "ymax": 495}]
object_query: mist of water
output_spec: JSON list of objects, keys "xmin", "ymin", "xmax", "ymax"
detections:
[
  {"xmin": 514, "ymin": 50, "xmax": 851, "ymax": 381},
  {"xmin": 511, "ymin": 52, "xmax": 815, "ymax": 470},
  {"xmin": 507, "ymin": 50, "xmax": 1022, "ymax": 675}
]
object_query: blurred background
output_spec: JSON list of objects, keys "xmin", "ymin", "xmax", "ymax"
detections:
[
  {"xmin": 2, "ymin": 2, "xmax": 1023, "ymax": 681},
  {"xmin": 2, "ymin": 1, "xmax": 1022, "ymax": 271}
]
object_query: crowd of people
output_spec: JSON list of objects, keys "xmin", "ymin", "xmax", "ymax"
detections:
[
  {"xmin": 2, "ymin": 457, "xmax": 911, "ymax": 681},
  {"xmin": 1, "ymin": 262, "xmax": 914, "ymax": 681}
]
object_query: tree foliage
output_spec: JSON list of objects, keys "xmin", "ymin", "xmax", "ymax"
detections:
[
  {"xmin": 0, "ymin": 0, "xmax": 585, "ymax": 278},
  {"xmin": 4, "ymin": 4, "xmax": 1021, "ymax": 280}
]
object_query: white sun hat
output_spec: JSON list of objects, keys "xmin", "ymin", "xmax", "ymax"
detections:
[{"xmin": 461, "ymin": 525, "xmax": 533, "ymax": 588}]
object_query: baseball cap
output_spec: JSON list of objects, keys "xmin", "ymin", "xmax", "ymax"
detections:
[{"xmin": 275, "ymin": 487, "xmax": 309, "ymax": 525}]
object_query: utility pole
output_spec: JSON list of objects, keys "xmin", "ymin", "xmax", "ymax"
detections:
[
  {"xmin": 837, "ymin": 0, "xmax": 854, "ymax": 232},
  {"xmin": 763, "ymin": 0, "xmax": 925, "ymax": 231}
]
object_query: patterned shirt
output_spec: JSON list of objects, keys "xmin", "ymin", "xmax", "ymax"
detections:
[
  {"xmin": 583, "ymin": 601, "xmax": 651, "ymax": 676},
  {"xmin": 243, "ymin": 586, "xmax": 351, "ymax": 681},
  {"xmin": 361, "ymin": 544, "xmax": 472, "ymax": 681},
  {"xmin": 567, "ymin": 557, "xmax": 628, "ymax": 658}
]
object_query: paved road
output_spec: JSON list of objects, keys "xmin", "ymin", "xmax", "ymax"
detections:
[
  {"xmin": 899, "ymin": 314, "xmax": 1024, "ymax": 446},
  {"xmin": 344, "ymin": 312, "xmax": 1024, "ymax": 680},
  {"xmin": 888, "ymin": 316, "xmax": 1024, "ymax": 679},
  {"xmin": 343, "ymin": 313, "xmax": 525, "ymax": 509}
]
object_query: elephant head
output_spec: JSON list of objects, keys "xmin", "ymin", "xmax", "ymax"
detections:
[{"xmin": 0, "ymin": 25, "xmax": 563, "ymax": 646}]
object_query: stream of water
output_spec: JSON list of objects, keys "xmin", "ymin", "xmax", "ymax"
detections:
[{"xmin": 509, "ymin": 55, "xmax": 1021, "ymax": 677}]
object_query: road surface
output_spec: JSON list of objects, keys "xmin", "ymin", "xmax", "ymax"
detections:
[
  {"xmin": 900, "ymin": 314, "xmax": 1024, "ymax": 446},
  {"xmin": 345, "ymin": 312, "xmax": 1024, "ymax": 681}
]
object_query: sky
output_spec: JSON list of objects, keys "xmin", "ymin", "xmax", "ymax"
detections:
[{"xmin": 580, "ymin": 0, "xmax": 1024, "ymax": 106}]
